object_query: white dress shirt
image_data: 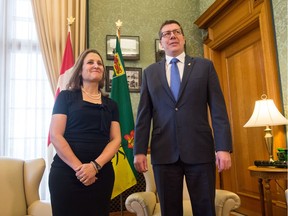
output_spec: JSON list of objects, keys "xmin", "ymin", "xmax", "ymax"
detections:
[{"xmin": 165, "ymin": 52, "xmax": 185, "ymax": 87}]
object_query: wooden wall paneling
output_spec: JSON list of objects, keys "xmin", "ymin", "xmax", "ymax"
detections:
[{"xmin": 195, "ymin": 0, "xmax": 287, "ymax": 215}]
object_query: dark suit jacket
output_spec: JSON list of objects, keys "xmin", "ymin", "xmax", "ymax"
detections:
[{"xmin": 134, "ymin": 55, "xmax": 232, "ymax": 165}]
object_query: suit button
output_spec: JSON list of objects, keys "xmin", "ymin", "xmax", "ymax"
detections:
[{"xmin": 175, "ymin": 108, "xmax": 178, "ymax": 111}]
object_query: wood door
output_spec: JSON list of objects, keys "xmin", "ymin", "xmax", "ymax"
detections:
[{"xmin": 195, "ymin": 0, "xmax": 287, "ymax": 215}]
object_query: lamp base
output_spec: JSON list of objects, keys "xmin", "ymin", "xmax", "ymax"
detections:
[{"xmin": 264, "ymin": 126, "xmax": 274, "ymax": 162}]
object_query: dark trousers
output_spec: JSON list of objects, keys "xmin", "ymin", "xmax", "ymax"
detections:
[{"xmin": 153, "ymin": 159, "xmax": 216, "ymax": 216}]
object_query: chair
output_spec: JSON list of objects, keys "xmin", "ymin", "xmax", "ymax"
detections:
[
  {"xmin": 0, "ymin": 157, "xmax": 52, "ymax": 216},
  {"xmin": 125, "ymin": 155, "xmax": 241, "ymax": 216}
]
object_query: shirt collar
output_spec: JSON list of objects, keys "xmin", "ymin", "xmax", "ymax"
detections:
[{"xmin": 166, "ymin": 52, "xmax": 185, "ymax": 64}]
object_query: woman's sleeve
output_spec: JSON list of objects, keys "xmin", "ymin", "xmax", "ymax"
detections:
[
  {"xmin": 52, "ymin": 91, "xmax": 69, "ymax": 115},
  {"xmin": 111, "ymin": 100, "xmax": 119, "ymax": 122}
]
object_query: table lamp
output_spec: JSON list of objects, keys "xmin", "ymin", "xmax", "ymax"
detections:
[{"xmin": 244, "ymin": 94, "xmax": 288, "ymax": 162}]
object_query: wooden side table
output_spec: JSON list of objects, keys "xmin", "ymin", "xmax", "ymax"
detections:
[{"xmin": 248, "ymin": 166, "xmax": 288, "ymax": 216}]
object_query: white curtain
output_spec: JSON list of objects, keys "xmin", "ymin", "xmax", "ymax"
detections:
[{"xmin": 0, "ymin": 0, "xmax": 53, "ymax": 200}]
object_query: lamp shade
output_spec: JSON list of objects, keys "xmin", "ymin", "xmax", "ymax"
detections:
[{"xmin": 244, "ymin": 95, "xmax": 288, "ymax": 127}]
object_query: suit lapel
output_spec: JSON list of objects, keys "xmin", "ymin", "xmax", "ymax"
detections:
[
  {"xmin": 178, "ymin": 56, "xmax": 195, "ymax": 102},
  {"xmin": 158, "ymin": 59, "xmax": 175, "ymax": 101}
]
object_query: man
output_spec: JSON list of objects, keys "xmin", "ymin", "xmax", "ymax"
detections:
[{"xmin": 133, "ymin": 20, "xmax": 232, "ymax": 216}]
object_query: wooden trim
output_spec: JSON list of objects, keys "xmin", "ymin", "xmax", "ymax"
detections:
[
  {"xmin": 194, "ymin": 0, "xmax": 233, "ymax": 29},
  {"xmin": 253, "ymin": 0, "xmax": 264, "ymax": 8},
  {"xmin": 194, "ymin": 0, "xmax": 286, "ymax": 214}
]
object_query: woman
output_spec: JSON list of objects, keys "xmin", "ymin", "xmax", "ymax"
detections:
[{"xmin": 49, "ymin": 49, "xmax": 121, "ymax": 216}]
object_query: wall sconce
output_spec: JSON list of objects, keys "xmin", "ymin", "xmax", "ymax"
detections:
[{"xmin": 243, "ymin": 94, "xmax": 288, "ymax": 162}]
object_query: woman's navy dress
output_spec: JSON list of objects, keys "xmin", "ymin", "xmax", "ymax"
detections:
[{"xmin": 49, "ymin": 90, "xmax": 119, "ymax": 216}]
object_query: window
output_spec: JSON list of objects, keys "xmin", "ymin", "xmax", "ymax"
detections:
[{"xmin": 0, "ymin": 0, "xmax": 54, "ymax": 199}]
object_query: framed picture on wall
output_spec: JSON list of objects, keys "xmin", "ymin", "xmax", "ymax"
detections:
[
  {"xmin": 155, "ymin": 39, "xmax": 165, "ymax": 62},
  {"xmin": 105, "ymin": 66, "xmax": 142, "ymax": 92},
  {"xmin": 106, "ymin": 35, "xmax": 140, "ymax": 60}
]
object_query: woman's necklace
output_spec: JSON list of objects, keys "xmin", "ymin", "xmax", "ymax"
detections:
[{"xmin": 81, "ymin": 87, "xmax": 101, "ymax": 100}]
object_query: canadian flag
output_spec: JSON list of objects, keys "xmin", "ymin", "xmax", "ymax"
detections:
[
  {"xmin": 55, "ymin": 31, "xmax": 75, "ymax": 97},
  {"xmin": 47, "ymin": 31, "xmax": 74, "ymax": 168}
]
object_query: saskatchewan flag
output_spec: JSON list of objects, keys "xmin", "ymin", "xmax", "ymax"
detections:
[{"xmin": 110, "ymin": 34, "xmax": 137, "ymax": 199}]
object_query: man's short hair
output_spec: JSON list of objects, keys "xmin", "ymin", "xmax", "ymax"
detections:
[{"xmin": 158, "ymin": 20, "xmax": 184, "ymax": 39}]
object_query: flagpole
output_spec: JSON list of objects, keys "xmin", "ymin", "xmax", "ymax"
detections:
[
  {"xmin": 47, "ymin": 15, "xmax": 76, "ymax": 202},
  {"xmin": 112, "ymin": 18, "xmax": 137, "ymax": 214},
  {"xmin": 115, "ymin": 19, "xmax": 124, "ymax": 216}
]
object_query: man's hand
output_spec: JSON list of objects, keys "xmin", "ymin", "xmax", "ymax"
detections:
[
  {"xmin": 216, "ymin": 151, "xmax": 231, "ymax": 172},
  {"xmin": 134, "ymin": 154, "xmax": 148, "ymax": 173}
]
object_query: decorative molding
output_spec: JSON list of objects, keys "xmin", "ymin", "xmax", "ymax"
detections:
[
  {"xmin": 194, "ymin": 0, "xmax": 233, "ymax": 29},
  {"xmin": 253, "ymin": 0, "xmax": 264, "ymax": 8}
]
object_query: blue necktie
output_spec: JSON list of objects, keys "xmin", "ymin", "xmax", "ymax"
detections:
[{"xmin": 170, "ymin": 58, "xmax": 180, "ymax": 100}]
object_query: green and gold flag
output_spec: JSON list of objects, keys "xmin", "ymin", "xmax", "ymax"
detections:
[{"xmin": 110, "ymin": 28, "xmax": 137, "ymax": 199}]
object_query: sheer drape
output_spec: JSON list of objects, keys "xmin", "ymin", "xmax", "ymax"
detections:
[
  {"xmin": 0, "ymin": 0, "xmax": 5, "ymax": 150},
  {"xmin": 0, "ymin": 0, "xmax": 54, "ymax": 199},
  {"xmin": 31, "ymin": 0, "xmax": 87, "ymax": 93},
  {"xmin": 0, "ymin": 0, "xmax": 87, "ymax": 200}
]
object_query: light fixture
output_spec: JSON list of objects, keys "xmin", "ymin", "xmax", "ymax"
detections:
[{"xmin": 244, "ymin": 94, "xmax": 288, "ymax": 162}]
